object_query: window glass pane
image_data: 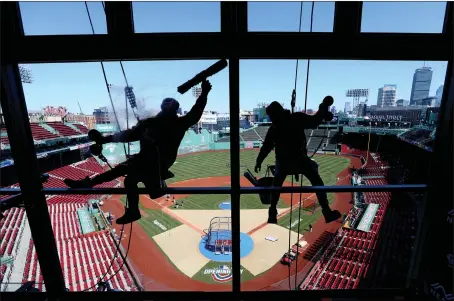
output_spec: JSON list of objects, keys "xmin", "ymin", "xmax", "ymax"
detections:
[
  {"xmin": 361, "ymin": 2, "xmax": 447, "ymax": 33},
  {"xmin": 132, "ymin": 2, "xmax": 221, "ymax": 33},
  {"xmin": 18, "ymin": 60, "xmax": 230, "ymax": 291},
  {"xmin": 248, "ymin": 2, "xmax": 334, "ymax": 32},
  {"xmin": 19, "ymin": 2, "xmax": 107, "ymax": 35},
  {"xmin": 239, "ymin": 59, "xmax": 446, "ymax": 290}
]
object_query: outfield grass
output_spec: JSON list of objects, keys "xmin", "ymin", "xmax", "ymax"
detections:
[
  {"xmin": 168, "ymin": 150, "xmax": 350, "ymax": 185},
  {"xmin": 172, "ymin": 194, "xmax": 287, "ymax": 210},
  {"xmin": 136, "ymin": 151, "xmax": 350, "ymax": 233}
]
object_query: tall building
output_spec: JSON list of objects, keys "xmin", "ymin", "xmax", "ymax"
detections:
[
  {"xmin": 93, "ymin": 106, "xmax": 111, "ymax": 124},
  {"xmin": 435, "ymin": 85, "xmax": 444, "ymax": 106},
  {"xmin": 377, "ymin": 85, "xmax": 397, "ymax": 107},
  {"xmin": 330, "ymin": 106, "xmax": 337, "ymax": 114},
  {"xmin": 410, "ymin": 67, "xmax": 433, "ymax": 105},
  {"xmin": 344, "ymin": 102, "xmax": 351, "ymax": 113}
]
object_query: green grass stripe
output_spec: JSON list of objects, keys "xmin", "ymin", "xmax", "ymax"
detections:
[
  {"xmin": 172, "ymin": 193, "xmax": 287, "ymax": 210},
  {"xmin": 119, "ymin": 195, "xmax": 181, "ymax": 237}
]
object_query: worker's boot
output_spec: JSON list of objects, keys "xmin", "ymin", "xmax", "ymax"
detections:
[
  {"xmin": 268, "ymin": 207, "xmax": 278, "ymax": 224},
  {"xmin": 322, "ymin": 208, "xmax": 341, "ymax": 224},
  {"xmin": 116, "ymin": 207, "xmax": 141, "ymax": 225}
]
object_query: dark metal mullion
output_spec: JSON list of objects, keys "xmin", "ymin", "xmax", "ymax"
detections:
[
  {"xmin": 104, "ymin": 1, "xmax": 135, "ymax": 35},
  {"xmin": 442, "ymin": 1, "xmax": 453, "ymax": 37},
  {"xmin": 413, "ymin": 58, "xmax": 453, "ymax": 296},
  {"xmin": 333, "ymin": 1, "xmax": 363, "ymax": 34},
  {"xmin": 221, "ymin": 1, "xmax": 245, "ymax": 294},
  {"xmin": 229, "ymin": 57, "xmax": 242, "ymax": 294},
  {"xmin": 0, "ymin": 2, "xmax": 66, "ymax": 294},
  {"xmin": 6, "ymin": 33, "xmax": 450, "ymax": 63}
]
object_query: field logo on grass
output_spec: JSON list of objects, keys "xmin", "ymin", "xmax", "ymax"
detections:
[
  {"xmin": 204, "ymin": 265, "xmax": 243, "ymax": 283},
  {"xmin": 287, "ymin": 218, "xmax": 303, "ymax": 229},
  {"xmin": 153, "ymin": 220, "xmax": 167, "ymax": 231}
]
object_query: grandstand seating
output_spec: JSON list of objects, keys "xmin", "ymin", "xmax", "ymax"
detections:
[
  {"xmin": 307, "ymin": 137, "xmax": 324, "ymax": 151},
  {"xmin": 0, "ymin": 136, "xmax": 9, "ymax": 145},
  {"xmin": 0, "ymin": 208, "xmax": 27, "ymax": 288},
  {"xmin": 239, "ymin": 129, "xmax": 260, "ymax": 141},
  {"xmin": 72, "ymin": 124, "xmax": 89, "ymax": 134},
  {"xmin": 0, "ymin": 159, "xmax": 135, "ymax": 292},
  {"xmin": 73, "ymin": 157, "xmax": 106, "ymax": 174},
  {"xmin": 1, "ymin": 122, "xmax": 91, "ymax": 144},
  {"xmin": 300, "ymin": 150, "xmax": 417, "ymax": 290},
  {"xmin": 47, "ymin": 122, "xmax": 82, "ymax": 137},
  {"xmin": 254, "ymin": 126, "xmax": 270, "ymax": 140},
  {"xmin": 50, "ymin": 164, "xmax": 96, "ymax": 180},
  {"xmin": 400, "ymin": 129, "xmax": 432, "ymax": 143},
  {"xmin": 29, "ymin": 123, "xmax": 59, "ymax": 140},
  {"xmin": 216, "ymin": 126, "xmax": 339, "ymax": 152},
  {"xmin": 324, "ymin": 130, "xmax": 339, "ymax": 151}
]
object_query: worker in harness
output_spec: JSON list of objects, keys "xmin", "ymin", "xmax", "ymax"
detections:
[
  {"xmin": 254, "ymin": 98, "xmax": 341, "ymax": 224},
  {"xmin": 64, "ymin": 80, "xmax": 212, "ymax": 225}
]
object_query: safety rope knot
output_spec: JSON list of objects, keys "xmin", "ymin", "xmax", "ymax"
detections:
[{"xmin": 291, "ymin": 89, "xmax": 297, "ymax": 109}]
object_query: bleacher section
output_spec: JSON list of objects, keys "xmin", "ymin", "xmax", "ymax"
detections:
[
  {"xmin": 0, "ymin": 158, "xmax": 137, "ymax": 292},
  {"xmin": 324, "ymin": 129, "xmax": 339, "ymax": 151},
  {"xmin": 300, "ymin": 150, "xmax": 417, "ymax": 290},
  {"xmin": 1, "ymin": 122, "xmax": 89, "ymax": 146},
  {"xmin": 72, "ymin": 124, "xmax": 89, "ymax": 134},
  {"xmin": 216, "ymin": 126, "xmax": 340, "ymax": 153},
  {"xmin": 47, "ymin": 122, "xmax": 83, "ymax": 137},
  {"xmin": 30, "ymin": 123, "xmax": 59, "ymax": 141},
  {"xmin": 397, "ymin": 128, "xmax": 435, "ymax": 152}
]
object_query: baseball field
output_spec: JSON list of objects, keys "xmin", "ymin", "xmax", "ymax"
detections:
[{"xmin": 103, "ymin": 150, "xmax": 357, "ymax": 290}]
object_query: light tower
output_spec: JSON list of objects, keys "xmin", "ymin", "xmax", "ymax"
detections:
[{"xmin": 346, "ymin": 89, "xmax": 369, "ymax": 116}]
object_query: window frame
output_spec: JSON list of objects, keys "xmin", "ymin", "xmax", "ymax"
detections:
[{"xmin": 1, "ymin": 1, "xmax": 452, "ymax": 299}]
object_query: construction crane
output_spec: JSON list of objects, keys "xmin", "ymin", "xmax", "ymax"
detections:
[{"xmin": 77, "ymin": 101, "xmax": 84, "ymax": 115}]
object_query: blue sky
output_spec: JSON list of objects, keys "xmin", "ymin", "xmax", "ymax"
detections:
[{"xmin": 20, "ymin": 2, "xmax": 447, "ymax": 116}]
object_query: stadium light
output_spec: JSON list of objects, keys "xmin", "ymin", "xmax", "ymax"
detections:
[
  {"xmin": 124, "ymin": 86, "xmax": 137, "ymax": 109},
  {"xmin": 346, "ymin": 89, "xmax": 369, "ymax": 116}
]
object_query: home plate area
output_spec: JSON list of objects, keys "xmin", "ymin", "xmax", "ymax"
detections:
[{"xmin": 152, "ymin": 208, "xmax": 306, "ymax": 284}]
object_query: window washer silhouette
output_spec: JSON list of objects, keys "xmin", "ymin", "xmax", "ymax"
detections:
[
  {"xmin": 64, "ymin": 80, "xmax": 212, "ymax": 224},
  {"xmin": 254, "ymin": 99, "xmax": 341, "ymax": 224}
]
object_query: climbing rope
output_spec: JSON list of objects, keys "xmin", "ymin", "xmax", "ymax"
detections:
[
  {"xmin": 287, "ymin": 1, "xmax": 316, "ymax": 290},
  {"xmin": 362, "ymin": 123, "xmax": 372, "ymax": 169},
  {"xmin": 82, "ymin": 2, "xmax": 133, "ymax": 292},
  {"xmin": 287, "ymin": 1, "xmax": 303, "ymax": 291}
]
